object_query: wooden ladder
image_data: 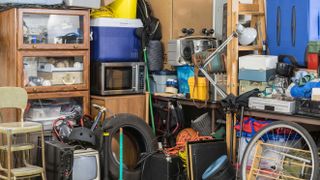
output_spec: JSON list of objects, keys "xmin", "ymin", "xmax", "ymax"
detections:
[{"xmin": 226, "ymin": 0, "xmax": 267, "ymax": 162}]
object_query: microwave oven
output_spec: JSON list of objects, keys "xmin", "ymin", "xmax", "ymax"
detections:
[{"xmin": 91, "ymin": 62, "xmax": 146, "ymax": 95}]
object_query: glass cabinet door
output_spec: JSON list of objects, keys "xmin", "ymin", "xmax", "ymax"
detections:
[
  {"xmin": 18, "ymin": 9, "xmax": 89, "ymax": 49},
  {"xmin": 25, "ymin": 96, "xmax": 84, "ymax": 131},
  {"xmin": 20, "ymin": 51, "xmax": 89, "ymax": 93}
]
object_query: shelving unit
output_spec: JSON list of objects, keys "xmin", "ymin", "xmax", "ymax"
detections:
[
  {"xmin": 226, "ymin": 0, "xmax": 267, "ymax": 160},
  {"xmin": 0, "ymin": 8, "xmax": 90, "ymax": 121}
]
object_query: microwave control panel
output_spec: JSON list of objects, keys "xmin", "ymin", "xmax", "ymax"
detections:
[{"xmin": 138, "ymin": 66, "xmax": 145, "ymax": 90}]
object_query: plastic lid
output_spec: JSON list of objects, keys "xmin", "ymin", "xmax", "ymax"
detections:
[
  {"xmin": 90, "ymin": 18, "xmax": 143, "ymax": 28},
  {"xmin": 202, "ymin": 155, "xmax": 228, "ymax": 179}
]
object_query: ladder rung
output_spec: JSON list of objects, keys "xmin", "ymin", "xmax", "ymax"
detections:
[
  {"xmin": 239, "ymin": 11, "xmax": 264, "ymax": 15},
  {"xmin": 239, "ymin": 3, "xmax": 259, "ymax": 12},
  {"xmin": 239, "ymin": 45, "xmax": 262, "ymax": 51}
]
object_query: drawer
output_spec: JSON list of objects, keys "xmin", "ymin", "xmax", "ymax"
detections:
[
  {"xmin": 18, "ymin": 51, "xmax": 89, "ymax": 93},
  {"xmin": 17, "ymin": 8, "xmax": 89, "ymax": 50}
]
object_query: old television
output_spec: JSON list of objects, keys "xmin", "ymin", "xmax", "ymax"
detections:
[
  {"xmin": 73, "ymin": 148, "xmax": 100, "ymax": 180},
  {"xmin": 45, "ymin": 140, "xmax": 100, "ymax": 180}
]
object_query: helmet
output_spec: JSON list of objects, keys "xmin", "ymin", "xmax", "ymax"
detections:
[{"xmin": 68, "ymin": 127, "xmax": 96, "ymax": 146}]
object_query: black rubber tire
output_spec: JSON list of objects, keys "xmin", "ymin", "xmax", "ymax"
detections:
[
  {"xmin": 101, "ymin": 113, "xmax": 157, "ymax": 180},
  {"xmin": 241, "ymin": 121, "xmax": 319, "ymax": 180}
]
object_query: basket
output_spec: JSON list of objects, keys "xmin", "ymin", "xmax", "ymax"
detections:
[{"xmin": 191, "ymin": 113, "xmax": 211, "ymax": 136}]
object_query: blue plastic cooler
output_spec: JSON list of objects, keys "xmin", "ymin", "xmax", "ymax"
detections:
[{"xmin": 90, "ymin": 18, "xmax": 143, "ymax": 62}]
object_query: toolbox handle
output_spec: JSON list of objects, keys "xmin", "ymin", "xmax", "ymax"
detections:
[
  {"xmin": 291, "ymin": 6, "xmax": 296, "ymax": 47},
  {"xmin": 277, "ymin": 6, "xmax": 281, "ymax": 46}
]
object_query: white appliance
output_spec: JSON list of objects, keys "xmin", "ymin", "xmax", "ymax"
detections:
[
  {"xmin": 73, "ymin": 148, "xmax": 100, "ymax": 180},
  {"xmin": 239, "ymin": 55, "xmax": 278, "ymax": 70},
  {"xmin": 249, "ymin": 97, "xmax": 296, "ymax": 114}
]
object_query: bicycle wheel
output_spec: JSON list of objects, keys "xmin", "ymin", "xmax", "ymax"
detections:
[{"xmin": 241, "ymin": 121, "xmax": 319, "ymax": 180}]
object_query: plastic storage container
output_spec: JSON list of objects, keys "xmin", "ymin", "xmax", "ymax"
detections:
[
  {"xmin": 63, "ymin": 0, "xmax": 100, "ymax": 9},
  {"xmin": 90, "ymin": 18, "xmax": 143, "ymax": 62},
  {"xmin": 177, "ymin": 66, "xmax": 194, "ymax": 94},
  {"xmin": 27, "ymin": 106, "xmax": 61, "ymax": 120},
  {"xmin": 0, "ymin": 0, "xmax": 62, "ymax": 5},
  {"xmin": 151, "ymin": 71, "xmax": 177, "ymax": 93},
  {"xmin": 109, "ymin": 0, "xmax": 137, "ymax": 19},
  {"xmin": 239, "ymin": 55, "xmax": 278, "ymax": 70},
  {"xmin": 188, "ymin": 77, "xmax": 208, "ymax": 101}
]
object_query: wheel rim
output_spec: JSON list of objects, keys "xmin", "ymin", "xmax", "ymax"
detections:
[{"xmin": 241, "ymin": 122, "xmax": 318, "ymax": 180}]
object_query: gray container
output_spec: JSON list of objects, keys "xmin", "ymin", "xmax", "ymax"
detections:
[
  {"xmin": 238, "ymin": 68, "xmax": 276, "ymax": 82},
  {"xmin": 152, "ymin": 71, "xmax": 177, "ymax": 93}
]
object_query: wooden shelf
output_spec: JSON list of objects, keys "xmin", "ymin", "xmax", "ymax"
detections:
[{"xmin": 245, "ymin": 110, "xmax": 320, "ymax": 126}]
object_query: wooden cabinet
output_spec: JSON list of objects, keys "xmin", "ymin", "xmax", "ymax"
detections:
[
  {"xmin": 18, "ymin": 50, "xmax": 90, "ymax": 93},
  {"xmin": 17, "ymin": 8, "xmax": 89, "ymax": 50},
  {"xmin": 90, "ymin": 94, "xmax": 149, "ymax": 123},
  {"xmin": 0, "ymin": 8, "xmax": 90, "ymax": 120}
]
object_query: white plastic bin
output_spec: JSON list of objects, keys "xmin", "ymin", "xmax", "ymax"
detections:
[
  {"xmin": 239, "ymin": 55, "xmax": 278, "ymax": 70},
  {"xmin": 64, "ymin": 0, "xmax": 100, "ymax": 9},
  {"xmin": 27, "ymin": 106, "xmax": 61, "ymax": 120}
]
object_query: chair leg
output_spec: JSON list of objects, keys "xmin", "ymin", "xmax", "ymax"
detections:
[
  {"xmin": 7, "ymin": 133, "xmax": 12, "ymax": 180},
  {"xmin": 41, "ymin": 129, "xmax": 46, "ymax": 180},
  {"xmin": 41, "ymin": 172, "xmax": 46, "ymax": 180}
]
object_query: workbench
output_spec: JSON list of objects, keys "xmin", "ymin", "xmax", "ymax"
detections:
[{"xmin": 152, "ymin": 95, "xmax": 221, "ymax": 132}]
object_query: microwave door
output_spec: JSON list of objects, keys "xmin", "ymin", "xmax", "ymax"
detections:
[{"xmin": 104, "ymin": 66, "xmax": 135, "ymax": 94}]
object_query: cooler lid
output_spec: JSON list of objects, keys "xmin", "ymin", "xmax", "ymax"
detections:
[{"xmin": 90, "ymin": 18, "xmax": 143, "ymax": 28}]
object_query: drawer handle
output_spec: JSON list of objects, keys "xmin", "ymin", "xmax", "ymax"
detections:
[
  {"xmin": 33, "ymin": 88, "xmax": 37, "ymax": 92},
  {"xmin": 32, "ymin": 45, "xmax": 37, "ymax": 49},
  {"xmin": 73, "ymin": 45, "xmax": 79, "ymax": 49}
]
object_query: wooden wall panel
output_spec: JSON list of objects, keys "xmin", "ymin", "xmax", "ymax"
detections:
[{"xmin": 149, "ymin": 0, "xmax": 213, "ymax": 66}]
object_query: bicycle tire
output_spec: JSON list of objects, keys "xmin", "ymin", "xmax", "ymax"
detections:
[{"xmin": 241, "ymin": 121, "xmax": 319, "ymax": 180}]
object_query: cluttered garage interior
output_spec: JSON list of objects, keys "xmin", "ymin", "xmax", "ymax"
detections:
[{"xmin": 0, "ymin": 0, "xmax": 320, "ymax": 179}]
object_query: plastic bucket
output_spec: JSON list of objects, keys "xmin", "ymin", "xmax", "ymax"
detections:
[
  {"xmin": 109, "ymin": 0, "xmax": 137, "ymax": 19},
  {"xmin": 188, "ymin": 77, "xmax": 208, "ymax": 101}
]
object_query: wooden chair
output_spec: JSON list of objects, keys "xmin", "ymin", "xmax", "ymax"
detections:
[{"xmin": 0, "ymin": 87, "xmax": 46, "ymax": 180}]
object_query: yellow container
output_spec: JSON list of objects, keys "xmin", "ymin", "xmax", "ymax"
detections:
[
  {"xmin": 109, "ymin": 0, "xmax": 137, "ymax": 19},
  {"xmin": 188, "ymin": 77, "xmax": 208, "ymax": 101}
]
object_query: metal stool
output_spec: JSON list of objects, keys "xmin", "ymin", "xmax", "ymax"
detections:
[{"xmin": 0, "ymin": 87, "xmax": 46, "ymax": 180}]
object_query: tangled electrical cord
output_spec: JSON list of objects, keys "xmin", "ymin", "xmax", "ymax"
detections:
[{"xmin": 52, "ymin": 117, "xmax": 73, "ymax": 143}]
